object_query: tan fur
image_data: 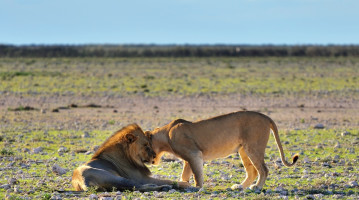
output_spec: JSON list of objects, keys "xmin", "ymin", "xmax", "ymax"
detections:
[
  {"xmin": 146, "ymin": 111, "xmax": 299, "ymax": 190},
  {"xmin": 72, "ymin": 124, "xmax": 190, "ymax": 192}
]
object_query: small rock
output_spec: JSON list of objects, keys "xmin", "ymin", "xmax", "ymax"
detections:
[
  {"xmin": 8, "ymin": 177, "xmax": 19, "ymax": 185},
  {"xmin": 314, "ymin": 124, "xmax": 324, "ymax": 129},
  {"xmin": 58, "ymin": 147, "xmax": 68, "ymax": 153},
  {"xmin": 198, "ymin": 187, "xmax": 207, "ymax": 193},
  {"xmin": 332, "ymin": 172, "xmax": 340, "ymax": 176},
  {"xmin": 89, "ymin": 194, "xmax": 98, "ymax": 200},
  {"xmin": 314, "ymin": 194, "xmax": 324, "ymax": 199},
  {"xmin": 52, "ymin": 164, "xmax": 68, "ymax": 176},
  {"xmin": 50, "ymin": 194, "xmax": 62, "ymax": 200},
  {"xmin": 349, "ymin": 181, "xmax": 358, "ymax": 187},
  {"xmin": 168, "ymin": 189, "xmax": 176, "ymax": 194},
  {"xmin": 14, "ymin": 185, "xmax": 21, "ymax": 193},
  {"xmin": 40, "ymin": 109, "xmax": 46, "ymax": 114},
  {"xmin": 306, "ymin": 194, "xmax": 314, "ymax": 199},
  {"xmin": 280, "ymin": 190, "xmax": 288, "ymax": 196},
  {"xmin": 341, "ymin": 131, "xmax": 350, "ymax": 136},
  {"xmin": 333, "ymin": 194, "xmax": 343, "ymax": 199},
  {"xmin": 322, "ymin": 162, "xmax": 331, "ymax": 168},
  {"xmin": 334, "ymin": 142, "xmax": 341, "ymax": 148},
  {"xmin": 99, "ymin": 197, "xmax": 113, "ymax": 200},
  {"xmin": 23, "ymin": 148, "xmax": 30, "ymax": 153},
  {"xmin": 92, "ymin": 145, "xmax": 100, "ymax": 152},
  {"xmin": 186, "ymin": 187, "xmax": 200, "ymax": 192},
  {"xmin": 0, "ymin": 184, "xmax": 11, "ymax": 189},
  {"xmin": 153, "ymin": 191, "xmax": 163, "ymax": 197},
  {"xmin": 32, "ymin": 147, "xmax": 43, "ymax": 154},
  {"xmin": 82, "ymin": 132, "xmax": 90, "ymax": 138},
  {"xmin": 85, "ymin": 151, "xmax": 93, "ymax": 155},
  {"xmin": 274, "ymin": 186, "xmax": 284, "ymax": 192}
]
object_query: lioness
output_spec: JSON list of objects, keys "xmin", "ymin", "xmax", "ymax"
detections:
[
  {"xmin": 145, "ymin": 111, "xmax": 299, "ymax": 190},
  {"xmin": 72, "ymin": 124, "xmax": 190, "ymax": 192}
]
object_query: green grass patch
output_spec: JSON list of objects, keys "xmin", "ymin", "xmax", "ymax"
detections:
[{"xmin": 0, "ymin": 57, "xmax": 358, "ymax": 97}]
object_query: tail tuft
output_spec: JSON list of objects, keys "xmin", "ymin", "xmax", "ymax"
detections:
[{"xmin": 292, "ymin": 154, "xmax": 299, "ymax": 164}]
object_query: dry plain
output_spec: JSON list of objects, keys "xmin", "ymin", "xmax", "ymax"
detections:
[{"xmin": 0, "ymin": 57, "xmax": 358, "ymax": 199}]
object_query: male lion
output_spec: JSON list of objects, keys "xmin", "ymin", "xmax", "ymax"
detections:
[
  {"xmin": 72, "ymin": 124, "xmax": 190, "ymax": 192},
  {"xmin": 145, "ymin": 111, "xmax": 299, "ymax": 190}
]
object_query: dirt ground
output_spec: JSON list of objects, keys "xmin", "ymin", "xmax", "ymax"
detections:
[{"xmin": 1, "ymin": 94, "xmax": 358, "ymax": 132}]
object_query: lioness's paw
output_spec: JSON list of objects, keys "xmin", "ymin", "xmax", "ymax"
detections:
[
  {"xmin": 249, "ymin": 184, "xmax": 262, "ymax": 192},
  {"xmin": 231, "ymin": 184, "xmax": 243, "ymax": 191}
]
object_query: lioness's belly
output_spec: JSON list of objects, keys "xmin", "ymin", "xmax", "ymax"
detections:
[
  {"xmin": 202, "ymin": 140, "xmax": 241, "ymax": 160},
  {"xmin": 190, "ymin": 126, "xmax": 242, "ymax": 161}
]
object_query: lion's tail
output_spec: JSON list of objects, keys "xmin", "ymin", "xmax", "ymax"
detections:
[{"xmin": 269, "ymin": 119, "xmax": 299, "ymax": 167}]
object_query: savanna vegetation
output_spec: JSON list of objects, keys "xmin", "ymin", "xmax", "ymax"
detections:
[{"xmin": 0, "ymin": 56, "xmax": 358, "ymax": 199}]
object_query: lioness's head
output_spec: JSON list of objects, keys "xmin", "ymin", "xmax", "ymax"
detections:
[{"xmin": 145, "ymin": 128, "xmax": 164, "ymax": 165}]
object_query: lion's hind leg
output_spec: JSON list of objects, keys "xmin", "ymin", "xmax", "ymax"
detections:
[
  {"xmin": 82, "ymin": 167, "xmax": 141, "ymax": 191},
  {"xmin": 237, "ymin": 147, "xmax": 258, "ymax": 189}
]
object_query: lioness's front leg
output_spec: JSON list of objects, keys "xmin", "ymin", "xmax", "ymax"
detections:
[
  {"xmin": 181, "ymin": 161, "xmax": 193, "ymax": 182},
  {"xmin": 187, "ymin": 152, "xmax": 204, "ymax": 187}
]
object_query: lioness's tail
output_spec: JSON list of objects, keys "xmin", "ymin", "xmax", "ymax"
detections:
[{"xmin": 269, "ymin": 119, "xmax": 299, "ymax": 167}]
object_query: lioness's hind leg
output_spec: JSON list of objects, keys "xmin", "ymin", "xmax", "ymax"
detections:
[
  {"xmin": 245, "ymin": 148, "xmax": 268, "ymax": 190},
  {"xmin": 238, "ymin": 147, "xmax": 258, "ymax": 188},
  {"xmin": 181, "ymin": 161, "xmax": 193, "ymax": 182}
]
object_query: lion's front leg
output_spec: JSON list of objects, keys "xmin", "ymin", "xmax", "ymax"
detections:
[
  {"xmin": 181, "ymin": 161, "xmax": 193, "ymax": 182},
  {"xmin": 143, "ymin": 177, "xmax": 191, "ymax": 189}
]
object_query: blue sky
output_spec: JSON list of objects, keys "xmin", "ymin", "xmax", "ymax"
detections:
[{"xmin": 1, "ymin": 0, "xmax": 358, "ymax": 45}]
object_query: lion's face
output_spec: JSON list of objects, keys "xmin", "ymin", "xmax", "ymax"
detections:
[{"xmin": 126, "ymin": 131, "xmax": 156, "ymax": 167}]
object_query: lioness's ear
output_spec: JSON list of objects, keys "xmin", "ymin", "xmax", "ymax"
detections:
[
  {"xmin": 126, "ymin": 133, "xmax": 138, "ymax": 144},
  {"xmin": 144, "ymin": 131, "xmax": 152, "ymax": 140}
]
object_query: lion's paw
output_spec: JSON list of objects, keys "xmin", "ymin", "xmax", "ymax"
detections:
[{"xmin": 139, "ymin": 184, "xmax": 172, "ymax": 192}]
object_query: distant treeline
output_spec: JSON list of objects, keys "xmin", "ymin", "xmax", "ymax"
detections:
[{"xmin": 1, "ymin": 44, "xmax": 359, "ymax": 57}]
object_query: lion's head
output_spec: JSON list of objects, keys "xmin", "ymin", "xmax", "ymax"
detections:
[
  {"xmin": 92, "ymin": 124, "xmax": 156, "ymax": 174},
  {"xmin": 125, "ymin": 126, "xmax": 157, "ymax": 166}
]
